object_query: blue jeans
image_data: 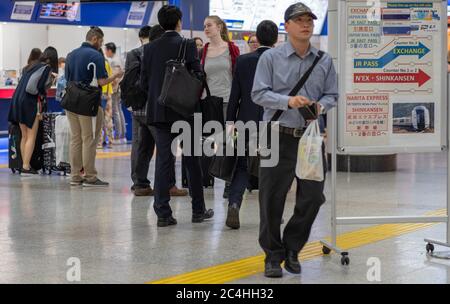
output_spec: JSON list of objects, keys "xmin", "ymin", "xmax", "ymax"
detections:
[{"xmin": 228, "ymin": 156, "xmax": 250, "ymax": 208}]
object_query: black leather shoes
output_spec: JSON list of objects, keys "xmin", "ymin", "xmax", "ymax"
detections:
[
  {"xmin": 284, "ymin": 250, "xmax": 301, "ymax": 274},
  {"xmin": 225, "ymin": 204, "xmax": 240, "ymax": 229},
  {"xmin": 157, "ymin": 216, "xmax": 177, "ymax": 227},
  {"xmin": 192, "ymin": 209, "xmax": 214, "ymax": 223},
  {"xmin": 264, "ymin": 262, "xmax": 283, "ymax": 278}
]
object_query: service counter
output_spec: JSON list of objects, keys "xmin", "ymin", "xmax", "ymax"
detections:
[{"xmin": 0, "ymin": 87, "xmax": 132, "ymax": 142}]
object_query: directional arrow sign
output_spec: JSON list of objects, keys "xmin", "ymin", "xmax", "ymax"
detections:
[
  {"xmin": 354, "ymin": 69, "xmax": 431, "ymax": 87},
  {"xmin": 354, "ymin": 43, "xmax": 431, "ymax": 69}
]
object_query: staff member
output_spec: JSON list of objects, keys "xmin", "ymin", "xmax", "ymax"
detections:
[{"xmin": 252, "ymin": 2, "xmax": 338, "ymax": 278}]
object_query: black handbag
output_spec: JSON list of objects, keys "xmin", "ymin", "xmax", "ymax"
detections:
[
  {"xmin": 201, "ymin": 81, "xmax": 224, "ymax": 127},
  {"xmin": 61, "ymin": 81, "xmax": 101, "ymax": 117},
  {"xmin": 158, "ymin": 38, "xmax": 203, "ymax": 118},
  {"xmin": 248, "ymin": 51, "xmax": 324, "ymax": 177},
  {"xmin": 208, "ymin": 139, "xmax": 238, "ymax": 182}
]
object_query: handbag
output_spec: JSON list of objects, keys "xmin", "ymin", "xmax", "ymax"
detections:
[
  {"xmin": 158, "ymin": 38, "xmax": 203, "ymax": 118},
  {"xmin": 248, "ymin": 51, "xmax": 324, "ymax": 177},
  {"xmin": 208, "ymin": 138, "xmax": 238, "ymax": 182},
  {"xmin": 201, "ymin": 80, "xmax": 224, "ymax": 134},
  {"xmin": 61, "ymin": 62, "xmax": 101, "ymax": 117}
]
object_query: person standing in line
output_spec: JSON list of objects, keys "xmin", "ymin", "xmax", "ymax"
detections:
[
  {"xmin": 104, "ymin": 42, "xmax": 127, "ymax": 144},
  {"xmin": 128, "ymin": 25, "xmax": 187, "ymax": 197},
  {"xmin": 22, "ymin": 48, "xmax": 42, "ymax": 75},
  {"xmin": 140, "ymin": 5, "xmax": 213, "ymax": 227},
  {"xmin": 8, "ymin": 47, "xmax": 58, "ymax": 175},
  {"xmin": 65, "ymin": 27, "xmax": 123, "ymax": 187},
  {"xmin": 194, "ymin": 37, "xmax": 204, "ymax": 55},
  {"xmin": 201, "ymin": 15, "xmax": 240, "ymax": 199},
  {"xmin": 247, "ymin": 34, "xmax": 261, "ymax": 53},
  {"xmin": 98, "ymin": 48, "xmax": 114, "ymax": 148},
  {"xmin": 252, "ymin": 3, "xmax": 338, "ymax": 278},
  {"xmin": 225, "ymin": 20, "xmax": 279, "ymax": 230}
]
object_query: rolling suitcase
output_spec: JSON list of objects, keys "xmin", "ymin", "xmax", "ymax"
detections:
[{"xmin": 41, "ymin": 113, "xmax": 71, "ymax": 175}]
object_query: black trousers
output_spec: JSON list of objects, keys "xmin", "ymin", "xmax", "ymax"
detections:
[
  {"xmin": 259, "ymin": 131, "xmax": 326, "ymax": 263},
  {"xmin": 130, "ymin": 114, "xmax": 176, "ymax": 189},
  {"xmin": 153, "ymin": 125, "xmax": 205, "ymax": 218}
]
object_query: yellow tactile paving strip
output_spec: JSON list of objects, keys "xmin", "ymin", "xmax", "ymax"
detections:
[{"xmin": 148, "ymin": 209, "xmax": 447, "ymax": 284}]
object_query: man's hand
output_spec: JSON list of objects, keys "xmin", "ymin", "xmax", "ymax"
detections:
[{"xmin": 288, "ymin": 96, "xmax": 312, "ymax": 109}]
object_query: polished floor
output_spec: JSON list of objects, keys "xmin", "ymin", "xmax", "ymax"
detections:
[{"xmin": 0, "ymin": 146, "xmax": 449, "ymax": 284}]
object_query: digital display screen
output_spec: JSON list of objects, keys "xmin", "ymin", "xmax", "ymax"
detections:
[
  {"xmin": 209, "ymin": 0, "xmax": 328, "ymax": 35},
  {"xmin": 39, "ymin": 2, "xmax": 80, "ymax": 20}
]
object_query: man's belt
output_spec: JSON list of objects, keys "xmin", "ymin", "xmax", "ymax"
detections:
[{"xmin": 277, "ymin": 125, "xmax": 305, "ymax": 138}]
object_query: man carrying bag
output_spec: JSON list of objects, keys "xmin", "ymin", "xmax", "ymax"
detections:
[
  {"xmin": 64, "ymin": 27, "xmax": 122, "ymax": 187},
  {"xmin": 252, "ymin": 3, "xmax": 338, "ymax": 278},
  {"xmin": 141, "ymin": 5, "xmax": 214, "ymax": 227}
]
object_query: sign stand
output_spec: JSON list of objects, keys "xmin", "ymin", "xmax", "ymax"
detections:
[{"xmin": 320, "ymin": 0, "xmax": 449, "ymax": 265}]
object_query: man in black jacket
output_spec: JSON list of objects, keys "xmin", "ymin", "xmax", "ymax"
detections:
[
  {"xmin": 128, "ymin": 25, "xmax": 187, "ymax": 197},
  {"xmin": 140, "ymin": 5, "xmax": 213, "ymax": 227},
  {"xmin": 225, "ymin": 21, "xmax": 279, "ymax": 230}
]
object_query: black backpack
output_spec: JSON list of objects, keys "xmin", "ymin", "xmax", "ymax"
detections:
[{"xmin": 120, "ymin": 55, "xmax": 147, "ymax": 111}]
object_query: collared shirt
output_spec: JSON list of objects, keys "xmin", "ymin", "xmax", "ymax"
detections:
[
  {"xmin": 65, "ymin": 42, "xmax": 108, "ymax": 85},
  {"xmin": 252, "ymin": 40, "xmax": 338, "ymax": 129}
]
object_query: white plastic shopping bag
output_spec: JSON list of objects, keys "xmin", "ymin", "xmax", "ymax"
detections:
[
  {"xmin": 55, "ymin": 115, "xmax": 71, "ymax": 165},
  {"xmin": 296, "ymin": 120, "xmax": 324, "ymax": 182}
]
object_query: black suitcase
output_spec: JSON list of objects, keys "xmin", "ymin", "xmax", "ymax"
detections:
[
  {"xmin": 181, "ymin": 156, "xmax": 215, "ymax": 188},
  {"xmin": 41, "ymin": 113, "xmax": 71, "ymax": 175},
  {"xmin": 8, "ymin": 123, "xmax": 44, "ymax": 173}
]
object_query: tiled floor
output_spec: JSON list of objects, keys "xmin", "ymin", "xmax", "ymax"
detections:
[{"xmin": 0, "ymin": 148, "xmax": 449, "ymax": 284}]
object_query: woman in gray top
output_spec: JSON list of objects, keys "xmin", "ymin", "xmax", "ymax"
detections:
[{"xmin": 201, "ymin": 15, "xmax": 240, "ymax": 198}]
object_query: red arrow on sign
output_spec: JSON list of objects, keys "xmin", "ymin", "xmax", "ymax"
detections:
[{"xmin": 354, "ymin": 69, "xmax": 431, "ymax": 87}]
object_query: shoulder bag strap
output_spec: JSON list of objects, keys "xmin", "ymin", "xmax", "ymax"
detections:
[{"xmin": 269, "ymin": 50, "xmax": 325, "ymax": 123}]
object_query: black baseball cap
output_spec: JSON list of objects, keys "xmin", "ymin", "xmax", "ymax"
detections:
[{"xmin": 284, "ymin": 2, "xmax": 318, "ymax": 22}]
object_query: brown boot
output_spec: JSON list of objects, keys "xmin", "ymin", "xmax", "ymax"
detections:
[
  {"xmin": 169, "ymin": 186, "xmax": 188, "ymax": 197},
  {"xmin": 134, "ymin": 187, "xmax": 154, "ymax": 197}
]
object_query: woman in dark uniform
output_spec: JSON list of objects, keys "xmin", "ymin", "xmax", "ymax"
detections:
[{"xmin": 8, "ymin": 47, "xmax": 58, "ymax": 175}]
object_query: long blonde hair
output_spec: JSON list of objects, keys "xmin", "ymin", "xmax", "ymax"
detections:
[{"xmin": 206, "ymin": 15, "xmax": 230, "ymax": 42}]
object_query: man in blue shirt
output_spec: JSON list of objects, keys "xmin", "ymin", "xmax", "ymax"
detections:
[
  {"xmin": 252, "ymin": 3, "xmax": 338, "ymax": 278},
  {"xmin": 65, "ymin": 26, "xmax": 122, "ymax": 187}
]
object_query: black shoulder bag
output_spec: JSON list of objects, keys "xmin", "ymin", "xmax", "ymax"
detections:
[
  {"xmin": 247, "ymin": 50, "xmax": 324, "ymax": 177},
  {"xmin": 61, "ymin": 62, "xmax": 102, "ymax": 117},
  {"xmin": 158, "ymin": 38, "xmax": 203, "ymax": 118}
]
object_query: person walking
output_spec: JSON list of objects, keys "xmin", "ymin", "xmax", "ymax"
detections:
[
  {"xmin": 141, "ymin": 5, "xmax": 213, "ymax": 226},
  {"xmin": 252, "ymin": 3, "xmax": 338, "ymax": 278},
  {"xmin": 201, "ymin": 15, "xmax": 240, "ymax": 199},
  {"xmin": 127, "ymin": 25, "xmax": 187, "ymax": 197},
  {"xmin": 225, "ymin": 20, "xmax": 279, "ymax": 230}
]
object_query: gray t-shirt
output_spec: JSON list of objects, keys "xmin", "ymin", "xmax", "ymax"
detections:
[{"xmin": 204, "ymin": 49, "xmax": 232, "ymax": 103}]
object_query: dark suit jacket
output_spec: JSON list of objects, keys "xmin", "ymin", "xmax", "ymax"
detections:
[
  {"xmin": 226, "ymin": 47, "xmax": 270, "ymax": 124},
  {"xmin": 125, "ymin": 46, "xmax": 142, "ymax": 71},
  {"xmin": 140, "ymin": 31, "xmax": 203, "ymax": 127}
]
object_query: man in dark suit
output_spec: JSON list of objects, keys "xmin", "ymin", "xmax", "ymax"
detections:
[
  {"xmin": 225, "ymin": 21, "xmax": 279, "ymax": 229},
  {"xmin": 140, "ymin": 5, "xmax": 214, "ymax": 227}
]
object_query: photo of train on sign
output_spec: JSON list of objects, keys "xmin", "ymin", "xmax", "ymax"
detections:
[{"xmin": 393, "ymin": 103, "xmax": 434, "ymax": 133}]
